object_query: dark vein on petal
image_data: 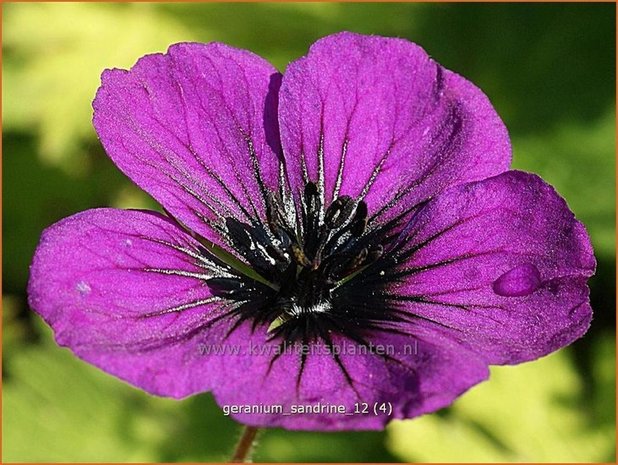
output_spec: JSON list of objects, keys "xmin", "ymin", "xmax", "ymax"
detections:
[
  {"xmin": 137, "ymin": 296, "xmax": 220, "ymax": 319},
  {"xmin": 333, "ymin": 138, "xmax": 349, "ymax": 200}
]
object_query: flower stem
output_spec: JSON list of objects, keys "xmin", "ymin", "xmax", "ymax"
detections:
[{"xmin": 230, "ymin": 425, "xmax": 260, "ymax": 463}]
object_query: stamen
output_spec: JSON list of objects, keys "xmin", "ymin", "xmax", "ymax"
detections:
[{"xmin": 324, "ymin": 196, "xmax": 354, "ymax": 229}]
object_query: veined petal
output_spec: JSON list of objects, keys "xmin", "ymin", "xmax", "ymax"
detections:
[
  {"xmin": 205, "ymin": 320, "xmax": 488, "ymax": 430},
  {"xmin": 387, "ymin": 171, "xmax": 595, "ymax": 365},
  {"xmin": 28, "ymin": 208, "xmax": 234, "ymax": 398},
  {"xmin": 93, "ymin": 43, "xmax": 282, "ymax": 247},
  {"xmin": 278, "ymin": 32, "xmax": 511, "ymax": 226}
]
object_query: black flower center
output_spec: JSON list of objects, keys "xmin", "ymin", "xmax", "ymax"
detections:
[{"xmin": 205, "ymin": 181, "xmax": 397, "ymax": 346}]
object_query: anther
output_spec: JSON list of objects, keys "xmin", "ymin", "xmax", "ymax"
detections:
[
  {"xmin": 325, "ymin": 196, "xmax": 354, "ymax": 229},
  {"xmin": 292, "ymin": 243, "xmax": 311, "ymax": 267},
  {"xmin": 350, "ymin": 201, "xmax": 368, "ymax": 237},
  {"xmin": 367, "ymin": 244, "xmax": 383, "ymax": 263}
]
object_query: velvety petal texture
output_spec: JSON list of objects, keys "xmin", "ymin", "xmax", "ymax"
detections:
[
  {"xmin": 93, "ymin": 43, "xmax": 282, "ymax": 246},
  {"xmin": 208, "ymin": 321, "xmax": 488, "ymax": 430},
  {"xmin": 389, "ymin": 171, "xmax": 595, "ymax": 365},
  {"xmin": 28, "ymin": 208, "xmax": 227, "ymax": 397},
  {"xmin": 28, "ymin": 32, "xmax": 595, "ymax": 432},
  {"xmin": 279, "ymin": 32, "xmax": 511, "ymax": 222}
]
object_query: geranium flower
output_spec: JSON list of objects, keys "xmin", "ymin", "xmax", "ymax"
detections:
[{"xmin": 28, "ymin": 32, "xmax": 595, "ymax": 431}]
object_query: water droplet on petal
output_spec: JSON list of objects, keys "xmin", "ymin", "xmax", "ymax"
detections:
[
  {"xmin": 76, "ymin": 281, "xmax": 91, "ymax": 295},
  {"xmin": 124, "ymin": 239, "xmax": 133, "ymax": 248},
  {"xmin": 492, "ymin": 263, "xmax": 541, "ymax": 297}
]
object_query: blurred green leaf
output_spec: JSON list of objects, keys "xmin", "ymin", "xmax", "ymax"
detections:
[
  {"xmin": 3, "ymin": 3, "xmax": 197, "ymax": 172},
  {"xmin": 512, "ymin": 110, "xmax": 616, "ymax": 258},
  {"xmin": 387, "ymin": 347, "xmax": 615, "ymax": 462},
  {"xmin": 589, "ymin": 333, "xmax": 616, "ymax": 429},
  {"xmin": 2, "ymin": 321, "xmax": 245, "ymax": 462},
  {"xmin": 2, "ymin": 135, "xmax": 124, "ymax": 294},
  {"xmin": 255, "ymin": 429, "xmax": 395, "ymax": 462},
  {"xmin": 2, "ymin": 295, "xmax": 29, "ymax": 354},
  {"xmin": 410, "ymin": 4, "xmax": 615, "ymax": 136},
  {"xmin": 3, "ymin": 325, "xmax": 161, "ymax": 461}
]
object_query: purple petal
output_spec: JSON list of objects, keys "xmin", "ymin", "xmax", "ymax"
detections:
[
  {"xmin": 28, "ymin": 208, "xmax": 232, "ymax": 398},
  {"xmin": 205, "ymin": 320, "xmax": 488, "ymax": 430},
  {"xmin": 29, "ymin": 204, "xmax": 488, "ymax": 429},
  {"xmin": 390, "ymin": 170, "xmax": 595, "ymax": 365},
  {"xmin": 93, "ymin": 43, "xmax": 282, "ymax": 246},
  {"xmin": 278, "ymin": 32, "xmax": 511, "ymax": 223}
]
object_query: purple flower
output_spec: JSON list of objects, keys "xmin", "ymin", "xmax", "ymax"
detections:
[{"xmin": 28, "ymin": 32, "xmax": 595, "ymax": 431}]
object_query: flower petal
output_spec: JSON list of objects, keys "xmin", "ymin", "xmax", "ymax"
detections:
[
  {"xmin": 203, "ymin": 320, "xmax": 488, "ymax": 430},
  {"xmin": 28, "ymin": 208, "xmax": 234, "ymax": 398},
  {"xmin": 279, "ymin": 32, "xmax": 510, "ymax": 223},
  {"xmin": 388, "ymin": 171, "xmax": 595, "ymax": 365},
  {"xmin": 93, "ymin": 43, "xmax": 282, "ymax": 246}
]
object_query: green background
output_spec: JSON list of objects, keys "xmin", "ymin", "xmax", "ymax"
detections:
[{"xmin": 3, "ymin": 2, "xmax": 615, "ymax": 462}]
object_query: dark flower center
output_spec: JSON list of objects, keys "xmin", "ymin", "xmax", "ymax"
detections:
[
  {"xmin": 186, "ymin": 174, "xmax": 435, "ymax": 388},
  {"xmin": 206, "ymin": 181, "xmax": 396, "ymax": 346}
]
